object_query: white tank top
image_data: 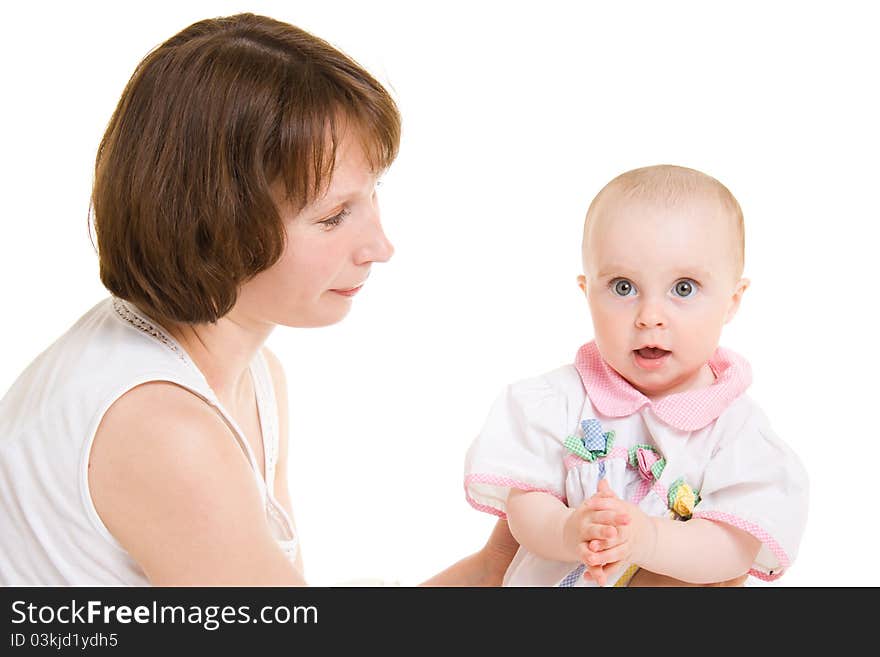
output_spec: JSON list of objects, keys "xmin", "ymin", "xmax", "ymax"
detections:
[{"xmin": 0, "ymin": 295, "xmax": 298, "ymax": 585}]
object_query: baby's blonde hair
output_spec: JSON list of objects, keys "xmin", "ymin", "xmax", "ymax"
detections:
[{"xmin": 582, "ymin": 164, "xmax": 745, "ymax": 277}]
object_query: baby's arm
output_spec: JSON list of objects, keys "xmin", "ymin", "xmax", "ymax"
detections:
[
  {"xmin": 585, "ymin": 486, "xmax": 761, "ymax": 584},
  {"xmin": 506, "ymin": 488, "xmax": 630, "ymax": 568}
]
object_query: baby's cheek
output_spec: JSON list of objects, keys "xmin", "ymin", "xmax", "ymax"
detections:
[
  {"xmin": 593, "ymin": 307, "xmax": 628, "ymax": 336},
  {"xmin": 683, "ymin": 322, "xmax": 724, "ymax": 363}
]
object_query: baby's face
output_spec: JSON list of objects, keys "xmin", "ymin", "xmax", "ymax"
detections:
[{"xmin": 580, "ymin": 194, "xmax": 748, "ymax": 399}]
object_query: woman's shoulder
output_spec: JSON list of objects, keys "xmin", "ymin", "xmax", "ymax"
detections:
[
  {"xmin": 39, "ymin": 295, "xmax": 201, "ymax": 388},
  {"xmin": 90, "ymin": 378, "xmax": 303, "ymax": 584},
  {"xmin": 90, "ymin": 380, "xmax": 241, "ymax": 493},
  {"xmin": 90, "ymin": 344, "xmax": 287, "ymax": 487},
  {"xmin": 88, "ymin": 379, "xmax": 294, "ymax": 583}
]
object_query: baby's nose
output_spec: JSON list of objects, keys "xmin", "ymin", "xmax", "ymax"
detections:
[{"xmin": 635, "ymin": 302, "xmax": 666, "ymax": 328}]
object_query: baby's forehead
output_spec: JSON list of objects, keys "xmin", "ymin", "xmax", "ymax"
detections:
[
  {"xmin": 583, "ymin": 202, "xmax": 741, "ymax": 279},
  {"xmin": 591, "ymin": 185, "xmax": 740, "ymax": 236},
  {"xmin": 596, "ymin": 200, "xmax": 727, "ymax": 244},
  {"xmin": 582, "ymin": 166, "xmax": 745, "ymax": 276},
  {"xmin": 595, "ymin": 183, "xmax": 726, "ymax": 217}
]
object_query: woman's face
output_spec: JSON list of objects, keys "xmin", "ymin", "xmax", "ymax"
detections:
[{"xmin": 235, "ymin": 136, "xmax": 394, "ymax": 328}]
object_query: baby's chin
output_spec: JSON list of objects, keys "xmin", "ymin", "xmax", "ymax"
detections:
[
  {"xmin": 626, "ymin": 366, "xmax": 713, "ymax": 399},
  {"xmin": 630, "ymin": 378, "xmax": 680, "ymax": 400}
]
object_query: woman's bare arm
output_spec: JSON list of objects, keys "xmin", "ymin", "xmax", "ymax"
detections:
[
  {"xmin": 89, "ymin": 381, "xmax": 305, "ymax": 586},
  {"xmin": 421, "ymin": 518, "xmax": 519, "ymax": 586},
  {"xmin": 629, "ymin": 569, "xmax": 748, "ymax": 587}
]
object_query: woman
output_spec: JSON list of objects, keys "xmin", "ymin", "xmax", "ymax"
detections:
[
  {"xmin": 0, "ymin": 11, "xmax": 509, "ymax": 586},
  {"xmin": 0, "ymin": 12, "xmax": 739, "ymax": 586}
]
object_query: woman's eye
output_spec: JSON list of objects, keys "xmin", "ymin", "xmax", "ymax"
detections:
[
  {"xmin": 319, "ymin": 207, "xmax": 350, "ymax": 230},
  {"xmin": 671, "ymin": 278, "xmax": 698, "ymax": 298},
  {"xmin": 610, "ymin": 278, "xmax": 636, "ymax": 297}
]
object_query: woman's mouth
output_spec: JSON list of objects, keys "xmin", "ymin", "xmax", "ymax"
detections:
[
  {"xmin": 331, "ymin": 285, "xmax": 363, "ymax": 297},
  {"xmin": 633, "ymin": 347, "xmax": 671, "ymax": 370}
]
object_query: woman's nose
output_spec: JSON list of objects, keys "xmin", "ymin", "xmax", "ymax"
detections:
[
  {"xmin": 370, "ymin": 225, "xmax": 394, "ymax": 263},
  {"xmin": 354, "ymin": 207, "xmax": 394, "ymax": 265}
]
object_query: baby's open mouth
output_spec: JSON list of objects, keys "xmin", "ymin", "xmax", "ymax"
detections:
[{"xmin": 634, "ymin": 347, "xmax": 671, "ymax": 360}]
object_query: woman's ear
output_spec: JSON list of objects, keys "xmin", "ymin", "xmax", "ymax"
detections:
[
  {"xmin": 724, "ymin": 277, "xmax": 751, "ymax": 324},
  {"xmin": 577, "ymin": 274, "xmax": 588, "ymax": 296}
]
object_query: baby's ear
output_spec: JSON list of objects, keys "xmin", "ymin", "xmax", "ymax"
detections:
[
  {"xmin": 724, "ymin": 277, "xmax": 751, "ymax": 324},
  {"xmin": 577, "ymin": 275, "xmax": 588, "ymax": 296}
]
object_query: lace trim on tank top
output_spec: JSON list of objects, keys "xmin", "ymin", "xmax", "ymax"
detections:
[{"xmin": 111, "ymin": 298, "xmax": 190, "ymax": 366}]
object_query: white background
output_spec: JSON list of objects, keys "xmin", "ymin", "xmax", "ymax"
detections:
[{"xmin": 1, "ymin": 0, "xmax": 877, "ymax": 586}]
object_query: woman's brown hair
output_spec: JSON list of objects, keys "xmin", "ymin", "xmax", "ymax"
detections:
[{"xmin": 92, "ymin": 13, "xmax": 401, "ymax": 324}]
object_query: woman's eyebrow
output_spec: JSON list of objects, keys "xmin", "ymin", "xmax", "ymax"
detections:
[
  {"xmin": 306, "ymin": 188, "xmax": 349, "ymax": 214},
  {"xmin": 316, "ymin": 177, "xmax": 375, "ymax": 207}
]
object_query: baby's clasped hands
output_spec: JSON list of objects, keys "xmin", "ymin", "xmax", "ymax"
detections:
[{"xmin": 564, "ymin": 479, "xmax": 656, "ymax": 586}]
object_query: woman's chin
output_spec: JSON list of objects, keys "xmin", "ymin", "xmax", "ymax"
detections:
[{"xmin": 281, "ymin": 307, "xmax": 353, "ymax": 329}]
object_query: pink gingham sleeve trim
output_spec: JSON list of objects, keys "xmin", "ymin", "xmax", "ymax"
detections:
[
  {"xmin": 693, "ymin": 510, "xmax": 791, "ymax": 581},
  {"xmin": 464, "ymin": 473, "xmax": 566, "ymax": 519},
  {"xmin": 573, "ymin": 341, "xmax": 752, "ymax": 431}
]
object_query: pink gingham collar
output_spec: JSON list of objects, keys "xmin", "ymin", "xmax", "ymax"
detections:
[{"xmin": 574, "ymin": 341, "xmax": 752, "ymax": 432}]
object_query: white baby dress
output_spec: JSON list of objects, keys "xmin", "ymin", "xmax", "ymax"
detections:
[{"xmin": 464, "ymin": 341, "xmax": 809, "ymax": 587}]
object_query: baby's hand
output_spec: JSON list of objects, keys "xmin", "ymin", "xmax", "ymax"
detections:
[
  {"xmin": 580, "ymin": 480, "xmax": 655, "ymax": 585},
  {"xmin": 562, "ymin": 481, "xmax": 631, "ymax": 586}
]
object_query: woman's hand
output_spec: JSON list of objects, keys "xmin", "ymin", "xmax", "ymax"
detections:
[
  {"xmin": 420, "ymin": 518, "xmax": 518, "ymax": 586},
  {"xmin": 480, "ymin": 517, "xmax": 520, "ymax": 585},
  {"xmin": 628, "ymin": 570, "xmax": 749, "ymax": 587}
]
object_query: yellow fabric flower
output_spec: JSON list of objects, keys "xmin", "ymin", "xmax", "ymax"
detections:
[{"xmin": 671, "ymin": 483, "xmax": 697, "ymax": 518}]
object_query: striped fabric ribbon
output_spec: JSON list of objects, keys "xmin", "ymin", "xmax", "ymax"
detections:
[{"xmin": 558, "ymin": 563, "xmax": 640, "ymax": 588}]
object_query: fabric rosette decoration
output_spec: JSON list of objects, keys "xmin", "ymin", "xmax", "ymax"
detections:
[
  {"xmin": 627, "ymin": 444, "xmax": 666, "ymax": 482},
  {"xmin": 564, "ymin": 418, "xmax": 615, "ymax": 462},
  {"xmin": 667, "ymin": 477, "xmax": 701, "ymax": 519}
]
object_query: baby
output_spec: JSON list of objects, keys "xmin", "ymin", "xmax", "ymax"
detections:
[{"xmin": 464, "ymin": 165, "xmax": 808, "ymax": 586}]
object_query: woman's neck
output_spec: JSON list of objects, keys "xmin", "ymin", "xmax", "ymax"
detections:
[{"xmin": 160, "ymin": 306, "xmax": 275, "ymax": 413}]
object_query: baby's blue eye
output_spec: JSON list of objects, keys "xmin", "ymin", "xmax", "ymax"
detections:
[
  {"xmin": 610, "ymin": 278, "xmax": 636, "ymax": 297},
  {"xmin": 671, "ymin": 278, "xmax": 698, "ymax": 298}
]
